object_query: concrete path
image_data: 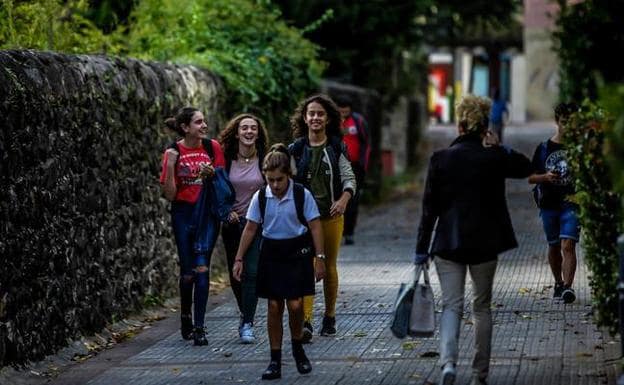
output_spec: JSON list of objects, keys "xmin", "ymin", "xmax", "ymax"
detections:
[{"xmin": 45, "ymin": 123, "xmax": 622, "ymax": 385}]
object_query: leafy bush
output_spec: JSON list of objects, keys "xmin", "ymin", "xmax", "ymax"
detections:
[
  {"xmin": 0, "ymin": 0, "xmax": 120, "ymax": 53},
  {"xmin": 553, "ymin": 0, "xmax": 624, "ymax": 101},
  {"xmin": 600, "ymin": 84, "xmax": 624, "ymax": 202},
  {"xmin": 563, "ymin": 100, "xmax": 623, "ymax": 332},
  {"xmin": 122, "ymin": 0, "xmax": 324, "ymax": 139}
]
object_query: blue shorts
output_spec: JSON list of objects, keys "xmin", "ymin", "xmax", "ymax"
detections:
[{"xmin": 539, "ymin": 203, "xmax": 580, "ymax": 246}]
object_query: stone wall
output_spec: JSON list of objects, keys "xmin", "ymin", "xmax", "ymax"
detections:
[{"xmin": 0, "ymin": 50, "xmax": 225, "ymax": 365}]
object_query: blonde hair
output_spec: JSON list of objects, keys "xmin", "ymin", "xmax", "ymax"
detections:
[
  {"xmin": 455, "ymin": 95, "xmax": 492, "ymax": 134},
  {"xmin": 262, "ymin": 143, "xmax": 294, "ymax": 175}
]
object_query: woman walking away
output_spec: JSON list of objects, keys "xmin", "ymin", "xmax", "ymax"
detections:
[
  {"xmin": 160, "ymin": 107, "xmax": 226, "ymax": 346},
  {"xmin": 289, "ymin": 94, "xmax": 356, "ymax": 342},
  {"xmin": 414, "ymin": 95, "xmax": 532, "ymax": 385},
  {"xmin": 219, "ymin": 113, "xmax": 269, "ymax": 343},
  {"xmin": 232, "ymin": 144, "xmax": 326, "ymax": 380}
]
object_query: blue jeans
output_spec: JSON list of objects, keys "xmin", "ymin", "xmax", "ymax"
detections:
[
  {"xmin": 171, "ymin": 201, "xmax": 220, "ymax": 328},
  {"xmin": 539, "ymin": 202, "xmax": 580, "ymax": 245}
]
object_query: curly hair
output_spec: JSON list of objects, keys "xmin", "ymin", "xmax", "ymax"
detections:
[
  {"xmin": 218, "ymin": 113, "xmax": 269, "ymax": 162},
  {"xmin": 554, "ymin": 102, "xmax": 579, "ymax": 124},
  {"xmin": 291, "ymin": 94, "xmax": 342, "ymax": 139},
  {"xmin": 455, "ymin": 95, "xmax": 492, "ymax": 134}
]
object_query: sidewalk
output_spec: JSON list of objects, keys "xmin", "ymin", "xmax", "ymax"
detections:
[{"xmin": 37, "ymin": 125, "xmax": 623, "ymax": 384}]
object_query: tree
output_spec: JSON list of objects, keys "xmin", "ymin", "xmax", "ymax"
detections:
[{"xmin": 553, "ymin": 0, "xmax": 624, "ymax": 101}]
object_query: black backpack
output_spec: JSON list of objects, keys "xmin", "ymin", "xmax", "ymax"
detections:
[{"xmin": 258, "ymin": 182, "xmax": 308, "ymax": 227}]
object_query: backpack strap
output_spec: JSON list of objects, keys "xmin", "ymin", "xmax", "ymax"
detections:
[
  {"xmin": 258, "ymin": 182, "xmax": 308, "ymax": 227},
  {"xmin": 292, "ymin": 182, "xmax": 308, "ymax": 227},
  {"xmin": 539, "ymin": 141, "xmax": 548, "ymax": 168},
  {"xmin": 168, "ymin": 139, "xmax": 215, "ymax": 162},
  {"xmin": 202, "ymin": 138, "xmax": 215, "ymax": 161},
  {"xmin": 259, "ymin": 186, "xmax": 267, "ymax": 223}
]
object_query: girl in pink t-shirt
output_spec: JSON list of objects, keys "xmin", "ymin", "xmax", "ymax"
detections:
[
  {"xmin": 159, "ymin": 107, "xmax": 225, "ymax": 346},
  {"xmin": 218, "ymin": 113, "xmax": 268, "ymax": 344}
]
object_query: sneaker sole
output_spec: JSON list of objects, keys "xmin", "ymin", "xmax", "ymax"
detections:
[
  {"xmin": 562, "ymin": 292, "xmax": 576, "ymax": 304},
  {"xmin": 441, "ymin": 371, "xmax": 456, "ymax": 385},
  {"xmin": 240, "ymin": 337, "xmax": 255, "ymax": 344}
]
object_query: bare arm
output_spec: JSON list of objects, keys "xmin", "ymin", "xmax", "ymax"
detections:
[
  {"xmin": 162, "ymin": 149, "xmax": 178, "ymax": 201},
  {"xmin": 232, "ymin": 220, "xmax": 259, "ymax": 281},
  {"xmin": 308, "ymin": 218, "xmax": 326, "ymax": 281},
  {"xmin": 528, "ymin": 172, "xmax": 559, "ymax": 185}
]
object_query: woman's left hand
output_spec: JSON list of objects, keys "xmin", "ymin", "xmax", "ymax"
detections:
[
  {"xmin": 199, "ymin": 162, "xmax": 215, "ymax": 179},
  {"xmin": 314, "ymin": 258, "xmax": 326, "ymax": 282},
  {"xmin": 330, "ymin": 196, "xmax": 349, "ymax": 217}
]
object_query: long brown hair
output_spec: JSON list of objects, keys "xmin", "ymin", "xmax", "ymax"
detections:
[
  {"xmin": 164, "ymin": 107, "xmax": 200, "ymax": 136},
  {"xmin": 290, "ymin": 94, "xmax": 342, "ymax": 139},
  {"xmin": 218, "ymin": 113, "xmax": 269, "ymax": 162}
]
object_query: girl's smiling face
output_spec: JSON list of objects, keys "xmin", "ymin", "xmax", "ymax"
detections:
[
  {"xmin": 237, "ymin": 117, "xmax": 259, "ymax": 147},
  {"xmin": 304, "ymin": 101, "xmax": 329, "ymax": 133},
  {"xmin": 264, "ymin": 169, "xmax": 289, "ymax": 199},
  {"xmin": 182, "ymin": 111, "xmax": 208, "ymax": 139}
]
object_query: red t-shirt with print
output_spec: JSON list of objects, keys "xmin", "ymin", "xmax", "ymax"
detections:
[
  {"xmin": 341, "ymin": 116, "xmax": 360, "ymax": 163},
  {"xmin": 159, "ymin": 139, "xmax": 225, "ymax": 203}
]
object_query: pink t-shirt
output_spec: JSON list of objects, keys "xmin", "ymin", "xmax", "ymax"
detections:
[
  {"xmin": 228, "ymin": 158, "xmax": 265, "ymax": 216},
  {"xmin": 159, "ymin": 139, "xmax": 225, "ymax": 203}
]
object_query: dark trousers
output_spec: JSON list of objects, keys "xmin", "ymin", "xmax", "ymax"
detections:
[
  {"xmin": 344, "ymin": 162, "xmax": 366, "ymax": 237},
  {"xmin": 221, "ymin": 218, "xmax": 261, "ymax": 324}
]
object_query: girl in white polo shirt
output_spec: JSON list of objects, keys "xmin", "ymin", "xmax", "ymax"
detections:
[{"xmin": 233, "ymin": 143, "xmax": 325, "ymax": 380}]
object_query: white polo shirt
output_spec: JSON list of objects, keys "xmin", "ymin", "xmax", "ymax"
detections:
[{"xmin": 246, "ymin": 179, "xmax": 320, "ymax": 240}]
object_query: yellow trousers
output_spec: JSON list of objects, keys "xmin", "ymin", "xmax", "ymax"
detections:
[{"xmin": 304, "ymin": 215, "xmax": 343, "ymax": 322}]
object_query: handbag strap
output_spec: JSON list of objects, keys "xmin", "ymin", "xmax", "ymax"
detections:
[{"xmin": 414, "ymin": 264, "xmax": 431, "ymax": 285}]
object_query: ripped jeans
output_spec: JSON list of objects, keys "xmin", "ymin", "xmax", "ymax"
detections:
[{"xmin": 171, "ymin": 201, "xmax": 220, "ymax": 328}]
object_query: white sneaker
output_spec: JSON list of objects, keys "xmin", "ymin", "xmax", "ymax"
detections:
[
  {"xmin": 240, "ymin": 322, "xmax": 256, "ymax": 344},
  {"xmin": 440, "ymin": 363, "xmax": 456, "ymax": 385}
]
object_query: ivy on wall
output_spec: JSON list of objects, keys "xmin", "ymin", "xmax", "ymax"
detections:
[{"xmin": 563, "ymin": 101, "xmax": 623, "ymax": 333}]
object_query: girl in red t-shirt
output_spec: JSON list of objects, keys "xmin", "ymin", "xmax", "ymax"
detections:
[{"xmin": 160, "ymin": 107, "xmax": 225, "ymax": 346}]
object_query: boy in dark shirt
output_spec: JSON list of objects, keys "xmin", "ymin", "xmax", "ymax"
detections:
[{"xmin": 528, "ymin": 102, "xmax": 580, "ymax": 304}]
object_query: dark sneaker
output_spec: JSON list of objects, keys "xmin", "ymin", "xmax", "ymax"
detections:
[
  {"xmin": 261, "ymin": 361, "xmax": 281, "ymax": 380},
  {"xmin": 344, "ymin": 235, "xmax": 354, "ymax": 245},
  {"xmin": 193, "ymin": 327, "xmax": 208, "ymax": 346},
  {"xmin": 181, "ymin": 314, "xmax": 194, "ymax": 340},
  {"xmin": 295, "ymin": 352, "xmax": 312, "ymax": 374},
  {"xmin": 302, "ymin": 322, "xmax": 313, "ymax": 344},
  {"xmin": 470, "ymin": 377, "xmax": 488, "ymax": 385},
  {"xmin": 562, "ymin": 287, "xmax": 576, "ymax": 304},
  {"xmin": 553, "ymin": 282, "xmax": 565, "ymax": 299},
  {"xmin": 320, "ymin": 316, "xmax": 336, "ymax": 336}
]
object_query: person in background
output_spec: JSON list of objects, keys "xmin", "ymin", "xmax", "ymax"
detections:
[
  {"xmin": 160, "ymin": 107, "xmax": 226, "ymax": 346},
  {"xmin": 334, "ymin": 95, "xmax": 370, "ymax": 246},
  {"xmin": 219, "ymin": 113, "xmax": 269, "ymax": 344},
  {"xmin": 232, "ymin": 144, "xmax": 325, "ymax": 380},
  {"xmin": 414, "ymin": 95, "xmax": 533, "ymax": 385},
  {"xmin": 489, "ymin": 88, "xmax": 508, "ymax": 143},
  {"xmin": 528, "ymin": 102, "xmax": 580, "ymax": 304},
  {"xmin": 289, "ymin": 94, "xmax": 356, "ymax": 342}
]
